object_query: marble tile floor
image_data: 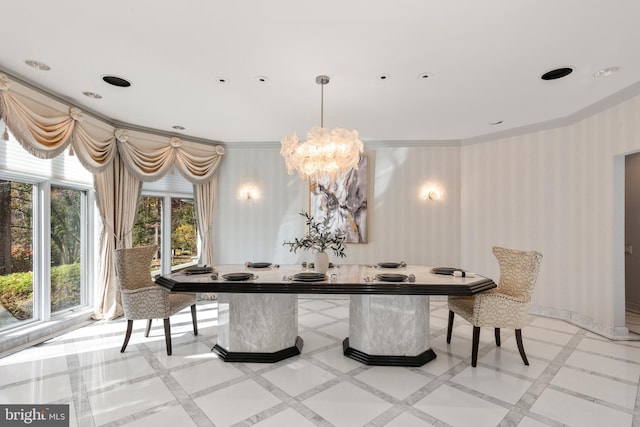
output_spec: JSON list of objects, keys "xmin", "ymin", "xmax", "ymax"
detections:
[{"xmin": 1, "ymin": 298, "xmax": 640, "ymax": 427}]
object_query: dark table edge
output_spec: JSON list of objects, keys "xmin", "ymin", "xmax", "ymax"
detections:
[{"xmin": 156, "ymin": 276, "xmax": 496, "ymax": 296}]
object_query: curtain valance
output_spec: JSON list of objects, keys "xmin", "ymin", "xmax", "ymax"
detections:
[
  {"xmin": 0, "ymin": 73, "xmax": 225, "ymax": 182},
  {"xmin": 0, "ymin": 71, "xmax": 223, "ymax": 320}
]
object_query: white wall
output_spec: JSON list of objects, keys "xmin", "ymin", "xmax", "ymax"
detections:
[
  {"xmin": 213, "ymin": 93, "xmax": 640, "ymax": 338},
  {"xmin": 461, "ymin": 94, "xmax": 640, "ymax": 337},
  {"xmin": 213, "ymin": 144, "xmax": 461, "ymax": 268}
]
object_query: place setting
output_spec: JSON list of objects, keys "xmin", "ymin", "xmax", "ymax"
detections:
[
  {"xmin": 182, "ymin": 265, "xmax": 214, "ymax": 275},
  {"xmin": 376, "ymin": 261, "xmax": 407, "ymax": 269},
  {"xmin": 209, "ymin": 272, "xmax": 259, "ymax": 281},
  {"xmin": 431, "ymin": 267, "xmax": 476, "ymax": 277},
  {"xmin": 245, "ymin": 261, "xmax": 279, "ymax": 269},
  {"xmin": 287, "ymin": 272, "xmax": 328, "ymax": 282}
]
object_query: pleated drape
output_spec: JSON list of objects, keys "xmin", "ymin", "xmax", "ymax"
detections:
[
  {"xmin": 93, "ymin": 152, "xmax": 143, "ymax": 319},
  {"xmin": 0, "ymin": 72, "xmax": 225, "ymax": 320}
]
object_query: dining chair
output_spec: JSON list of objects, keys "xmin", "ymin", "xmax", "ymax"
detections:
[
  {"xmin": 114, "ymin": 245, "xmax": 198, "ymax": 355},
  {"xmin": 446, "ymin": 246, "xmax": 543, "ymax": 367}
]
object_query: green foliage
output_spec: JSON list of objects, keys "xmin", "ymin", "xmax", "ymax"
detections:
[
  {"xmin": 0, "ymin": 263, "xmax": 81, "ymax": 320},
  {"xmin": 50, "ymin": 187, "xmax": 81, "ymax": 266},
  {"xmin": 0, "ymin": 271, "xmax": 33, "ymax": 320},
  {"xmin": 51, "ymin": 263, "xmax": 81, "ymax": 312},
  {"xmin": 133, "ymin": 196, "xmax": 198, "ymax": 259},
  {"xmin": 133, "ymin": 196, "xmax": 162, "ymax": 246},
  {"xmin": 283, "ymin": 211, "xmax": 347, "ymax": 258},
  {"xmin": 173, "ymin": 223, "xmax": 196, "ymax": 253}
]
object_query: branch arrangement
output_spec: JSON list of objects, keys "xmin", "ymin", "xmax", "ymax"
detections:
[{"xmin": 283, "ymin": 211, "xmax": 347, "ymax": 258}]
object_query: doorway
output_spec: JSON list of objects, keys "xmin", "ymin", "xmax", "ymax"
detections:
[{"xmin": 625, "ymin": 152, "xmax": 640, "ymax": 334}]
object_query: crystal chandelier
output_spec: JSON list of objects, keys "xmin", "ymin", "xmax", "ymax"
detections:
[{"xmin": 280, "ymin": 75, "xmax": 363, "ymax": 183}]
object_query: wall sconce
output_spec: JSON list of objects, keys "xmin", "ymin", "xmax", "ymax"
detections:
[
  {"xmin": 237, "ymin": 184, "xmax": 260, "ymax": 202},
  {"xmin": 420, "ymin": 184, "xmax": 442, "ymax": 201}
]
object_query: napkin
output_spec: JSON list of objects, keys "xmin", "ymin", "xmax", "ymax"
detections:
[{"xmin": 453, "ymin": 270, "xmax": 476, "ymax": 278}]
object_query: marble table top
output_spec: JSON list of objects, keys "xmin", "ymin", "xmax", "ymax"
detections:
[{"xmin": 156, "ymin": 264, "xmax": 496, "ymax": 296}]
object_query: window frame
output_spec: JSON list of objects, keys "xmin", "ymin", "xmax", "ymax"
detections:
[
  {"xmin": 139, "ymin": 190, "xmax": 198, "ymax": 276},
  {"xmin": 0, "ymin": 170, "xmax": 94, "ymax": 331}
]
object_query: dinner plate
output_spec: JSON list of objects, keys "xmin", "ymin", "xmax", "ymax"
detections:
[
  {"xmin": 377, "ymin": 262, "xmax": 403, "ymax": 268},
  {"xmin": 247, "ymin": 262, "xmax": 272, "ymax": 268},
  {"xmin": 222, "ymin": 272, "xmax": 254, "ymax": 281},
  {"xmin": 292, "ymin": 272, "xmax": 327, "ymax": 282},
  {"xmin": 375, "ymin": 273, "xmax": 408, "ymax": 282},
  {"xmin": 184, "ymin": 266, "xmax": 213, "ymax": 275}
]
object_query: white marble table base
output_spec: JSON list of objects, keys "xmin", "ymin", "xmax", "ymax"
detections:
[
  {"xmin": 214, "ymin": 293, "xmax": 302, "ymax": 362},
  {"xmin": 344, "ymin": 294, "xmax": 436, "ymax": 366}
]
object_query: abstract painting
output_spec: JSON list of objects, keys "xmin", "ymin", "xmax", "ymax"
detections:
[{"xmin": 309, "ymin": 156, "xmax": 368, "ymax": 243}]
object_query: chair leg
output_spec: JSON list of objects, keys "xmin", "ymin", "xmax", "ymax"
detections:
[
  {"xmin": 121, "ymin": 320, "xmax": 133, "ymax": 353},
  {"xmin": 495, "ymin": 328, "xmax": 501, "ymax": 347},
  {"xmin": 515, "ymin": 329, "xmax": 529, "ymax": 365},
  {"xmin": 191, "ymin": 304, "xmax": 198, "ymax": 336},
  {"xmin": 163, "ymin": 318, "xmax": 172, "ymax": 355},
  {"xmin": 447, "ymin": 310, "xmax": 455, "ymax": 343},
  {"xmin": 145, "ymin": 319, "xmax": 152, "ymax": 337},
  {"xmin": 471, "ymin": 326, "xmax": 481, "ymax": 367}
]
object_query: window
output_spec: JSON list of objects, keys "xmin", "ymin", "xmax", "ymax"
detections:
[
  {"xmin": 133, "ymin": 194, "xmax": 198, "ymax": 275},
  {"xmin": 50, "ymin": 185, "xmax": 86, "ymax": 313},
  {"xmin": 171, "ymin": 197, "xmax": 198, "ymax": 269},
  {"xmin": 0, "ymin": 180, "xmax": 34, "ymax": 329},
  {"xmin": 0, "ymin": 180, "xmax": 90, "ymax": 331},
  {"xmin": 0, "ymin": 136, "xmax": 94, "ymax": 335},
  {"xmin": 134, "ymin": 195, "xmax": 163, "ymax": 274}
]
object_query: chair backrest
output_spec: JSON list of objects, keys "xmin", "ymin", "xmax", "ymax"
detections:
[
  {"xmin": 492, "ymin": 246, "xmax": 543, "ymax": 301},
  {"xmin": 114, "ymin": 245, "xmax": 158, "ymax": 291}
]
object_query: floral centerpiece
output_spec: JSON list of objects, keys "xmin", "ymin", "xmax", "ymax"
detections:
[{"xmin": 283, "ymin": 211, "xmax": 346, "ymax": 272}]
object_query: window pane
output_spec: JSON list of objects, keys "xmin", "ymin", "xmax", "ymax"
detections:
[
  {"xmin": 133, "ymin": 196, "xmax": 162, "ymax": 273},
  {"xmin": 0, "ymin": 181, "xmax": 34, "ymax": 329},
  {"xmin": 50, "ymin": 186, "xmax": 83, "ymax": 313},
  {"xmin": 171, "ymin": 198, "xmax": 198, "ymax": 269}
]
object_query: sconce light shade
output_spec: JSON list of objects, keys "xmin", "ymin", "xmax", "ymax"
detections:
[
  {"xmin": 420, "ymin": 184, "xmax": 442, "ymax": 201},
  {"xmin": 238, "ymin": 184, "xmax": 260, "ymax": 202}
]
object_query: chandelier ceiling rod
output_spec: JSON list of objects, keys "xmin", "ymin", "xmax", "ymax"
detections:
[{"xmin": 316, "ymin": 75, "xmax": 329, "ymax": 128}]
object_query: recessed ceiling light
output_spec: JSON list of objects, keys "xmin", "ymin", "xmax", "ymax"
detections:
[
  {"xmin": 102, "ymin": 75, "xmax": 132, "ymax": 87},
  {"xmin": 256, "ymin": 76, "xmax": 269, "ymax": 83},
  {"xmin": 24, "ymin": 60, "xmax": 51, "ymax": 71},
  {"xmin": 594, "ymin": 66, "xmax": 621, "ymax": 78},
  {"xmin": 541, "ymin": 67, "xmax": 573, "ymax": 80},
  {"xmin": 418, "ymin": 72, "xmax": 430, "ymax": 79},
  {"xmin": 82, "ymin": 91, "xmax": 102, "ymax": 99},
  {"xmin": 378, "ymin": 73, "xmax": 391, "ymax": 81},
  {"xmin": 488, "ymin": 120, "xmax": 503, "ymax": 125},
  {"xmin": 172, "ymin": 125, "xmax": 185, "ymax": 130},
  {"xmin": 216, "ymin": 77, "xmax": 228, "ymax": 84}
]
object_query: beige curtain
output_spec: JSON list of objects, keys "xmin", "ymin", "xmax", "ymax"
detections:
[
  {"xmin": 93, "ymin": 152, "xmax": 142, "ymax": 319},
  {"xmin": 194, "ymin": 175, "xmax": 218, "ymax": 267},
  {"xmin": 0, "ymin": 72, "xmax": 225, "ymax": 320}
]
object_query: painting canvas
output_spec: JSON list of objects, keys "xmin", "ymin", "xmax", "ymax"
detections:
[{"xmin": 309, "ymin": 156, "xmax": 368, "ymax": 243}]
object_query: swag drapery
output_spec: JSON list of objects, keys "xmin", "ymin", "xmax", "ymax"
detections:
[{"xmin": 0, "ymin": 73, "xmax": 224, "ymax": 320}]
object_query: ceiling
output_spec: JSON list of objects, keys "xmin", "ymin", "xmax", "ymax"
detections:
[{"xmin": 1, "ymin": 1, "xmax": 639, "ymax": 145}]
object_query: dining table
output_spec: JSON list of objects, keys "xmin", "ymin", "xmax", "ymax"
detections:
[{"xmin": 155, "ymin": 263, "xmax": 496, "ymax": 367}]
